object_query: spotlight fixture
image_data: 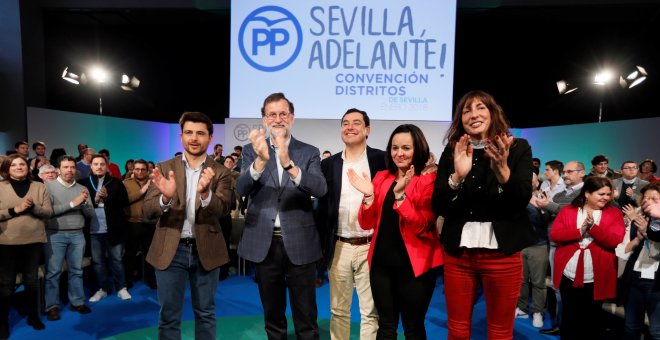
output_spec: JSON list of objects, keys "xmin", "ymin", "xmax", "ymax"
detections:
[
  {"xmin": 89, "ymin": 66, "xmax": 108, "ymax": 83},
  {"xmin": 619, "ymin": 65, "xmax": 648, "ymax": 89},
  {"xmin": 556, "ymin": 80, "xmax": 578, "ymax": 95},
  {"xmin": 593, "ymin": 70, "xmax": 614, "ymax": 85},
  {"xmin": 120, "ymin": 74, "xmax": 141, "ymax": 91},
  {"xmin": 61, "ymin": 67, "xmax": 83, "ymax": 85}
]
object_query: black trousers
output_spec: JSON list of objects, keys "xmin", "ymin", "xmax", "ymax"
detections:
[
  {"xmin": 124, "ymin": 222, "xmax": 155, "ymax": 284},
  {"xmin": 0, "ymin": 243, "xmax": 43, "ymax": 326},
  {"xmin": 559, "ymin": 275, "xmax": 604, "ymax": 340},
  {"xmin": 370, "ymin": 260, "xmax": 437, "ymax": 340},
  {"xmin": 255, "ymin": 236, "xmax": 318, "ymax": 340}
]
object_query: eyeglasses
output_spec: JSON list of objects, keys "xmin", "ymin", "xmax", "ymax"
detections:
[
  {"xmin": 264, "ymin": 112, "xmax": 291, "ymax": 120},
  {"xmin": 622, "ymin": 166, "xmax": 638, "ymax": 170},
  {"xmin": 562, "ymin": 169, "xmax": 582, "ymax": 174}
]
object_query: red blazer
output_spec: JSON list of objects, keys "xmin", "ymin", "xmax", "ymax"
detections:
[
  {"xmin": 550, "ymin": 205, "xmax": 625, "ymax": 300},
  {"xmin": 358, "ymin": 170, "xmax": 443, "ymax": 277}
]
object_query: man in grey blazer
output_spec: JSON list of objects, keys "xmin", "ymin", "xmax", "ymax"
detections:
[
  {"xmin": 237, "ymin": 92, "xmax": 327, "ymax": 340},
  {"xmin": 612, "ymin": 160, "xmax": 649, "ymax": 208}
]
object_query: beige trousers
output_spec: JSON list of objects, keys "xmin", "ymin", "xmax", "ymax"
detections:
[{"xmin": 329, "ymin": 241, "xmax": 378, "ymax": 340}]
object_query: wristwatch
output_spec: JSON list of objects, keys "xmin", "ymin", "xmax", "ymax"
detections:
[{"xmin": 282, "ymin": 160, "xmax": 295, "ymax": 171}]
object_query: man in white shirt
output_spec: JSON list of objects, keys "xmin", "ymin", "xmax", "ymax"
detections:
[
  {"xmin": 317, "ymin": 109, "xmax": 386, "ymax": 340},
  {"xmin": 540, "ymin": 160, "xmax": 565, "ymax": 200}
]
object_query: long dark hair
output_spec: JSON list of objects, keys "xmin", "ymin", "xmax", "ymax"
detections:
[
  {"xmin": 384, "ymin": 124, "xmax": 430, "ymax": 176},
  {"xmin": 445, "ymin": 90, "xmax": 511, "ymax": 152},
  {"xmin": 571, "ymin": 176, "xmax": 612, "ymax": 208}
]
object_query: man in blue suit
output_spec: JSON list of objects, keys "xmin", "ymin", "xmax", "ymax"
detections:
[{"xmin": 237, "ymin": 92, "xmax": 327, "ymax": 340}]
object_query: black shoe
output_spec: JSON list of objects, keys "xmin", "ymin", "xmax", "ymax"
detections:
[
  {"xmin": 70, "ymin": 304, "xmax": 92, "ymax": 314},
  {"xmin": 539, "ymin": 326, "xmax": 560, "ymax": 336},
  {"xmin": 27, "ymin": 316, "xmax": 45, "ymax": 330},
  {"xmin": 46, "ymin": 307, "xmax": 61, "ymax": 321}
]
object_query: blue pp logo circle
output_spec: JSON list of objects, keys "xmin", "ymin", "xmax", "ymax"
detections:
[{"xmin": 238, "ymin": 6, "xmax": 303, "ymax": 72}]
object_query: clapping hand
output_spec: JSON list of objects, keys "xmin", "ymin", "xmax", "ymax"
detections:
[
  {"xmin": 249, "ymin": 128, "xmax": 269, "ymax": 171},
  {"xmin": 347, "ymin": 168, "xmax": 374, "ymax": 197},
  {"xmin": 484, "ymin": 133, "xmax": 513, "ymax": 184},
  {"xmin": 72, "ymin": 189, "xmax": 89, "ymax": 207},
  {"xmin": 151, "ymin": 167, "xmax": 176, "ymax": 204},
  {"xmin": 14, "ymin": 195, "xmax": 34, "ymax": 213},
  {"xmin": 453, "ymin": 134, "xmax": 473, "ymax": 179},
  {"xmin": 197, "ymin": 167, "xmax": 215, "ymax": 199},
  {"xmin": 393, "ymin": 165, "xmax": 414, "ymax": 196}
]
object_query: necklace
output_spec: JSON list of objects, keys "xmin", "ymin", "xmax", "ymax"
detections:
[{"xmin": 469, "ymin": 139, "xmax": 488, "ymax": 149}]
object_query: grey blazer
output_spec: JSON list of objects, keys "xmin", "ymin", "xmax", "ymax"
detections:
[
  {"xmin": 237, "ymin": 137, "xmax": 327, "ymax": 265},
  {"xmin": 612, "ymin": 178, "xmax": 649, "ymax": 206}
]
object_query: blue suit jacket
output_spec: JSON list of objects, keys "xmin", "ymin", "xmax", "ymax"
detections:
[
  {"xmin": 316, "ymin": 146, "xmax": 386, "ymax": 267},
  {"xmin": 237, "ymin": 137, "xmax": 327, "ymax": 265}
]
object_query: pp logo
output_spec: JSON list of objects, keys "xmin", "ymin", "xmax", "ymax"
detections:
[
  {"xmin": 234, "ymin": 124, "xmax": 251, "ymax": 142},
  {"xmin": 238, "ymin": 6, "xmax": 302, "ymax": 72}
]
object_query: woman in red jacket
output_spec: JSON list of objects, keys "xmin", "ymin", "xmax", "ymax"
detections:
[
  {"xmin": 348, "ymin": 124, "xmax": 443, "ymax": 339},
  {"xmin": 550, "ymin": 176, "xmax": 625, "ymax": 339}
]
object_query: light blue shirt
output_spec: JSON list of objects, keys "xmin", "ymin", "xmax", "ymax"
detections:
[{"xmin": 159, "ymin": 156, "xmax": 212, "ymax": 239}]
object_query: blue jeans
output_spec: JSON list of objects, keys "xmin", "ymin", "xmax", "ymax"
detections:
[
  {"xmin": 624, "ymin": 277, "xmax": 660, "ymax": 339},
  {"xmin": 548, "ymin": 244, "xmax": 562, "ymax": 328},
  {"xmin": 90, "ymin": 233, "xmax": 126, "ymax": 292},
  {"xmin": 155, "ymin": 243, "xmax": 219, "ymax": 340},
  {"xmin": 44, "ymin": 230, "xmax": 86, "ymax": 310}
]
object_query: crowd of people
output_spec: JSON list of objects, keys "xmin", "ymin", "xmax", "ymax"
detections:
[{"xmin": 1, "ymin": 91, "xmax": 660, "ymax": 340}]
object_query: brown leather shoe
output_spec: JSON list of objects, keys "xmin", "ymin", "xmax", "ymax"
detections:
[
  {"xmin": 46, "ymin": 307, "xmax": 61, "ymax": 321},
  {"xmin": 70, "ymin": 304, "xmax": 92, "ymax": 314}
]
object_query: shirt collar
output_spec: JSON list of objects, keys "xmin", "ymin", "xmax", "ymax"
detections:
[
  {"xmin": 269, "ymin": 135, "xmax": 292, "ymax": 150},
  {"xmin": 182, "ymin": 154, "xmax": 206, "ymax": 171},
  {"xmin": 57, "ymin": 176, "xmax": 76, "ymax": 188}
]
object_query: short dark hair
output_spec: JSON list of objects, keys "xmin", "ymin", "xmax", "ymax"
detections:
[
  {"xmin": 260, "ymin": 92, "xmax": 294, "ymax": 116},
  {"xmin": 214, "ymin": 144, "xmax": 223, "ymax": 149},
  {"xmin": 641, "ymin": 183, "xmax": 660, "ymax": 200},
  {"xmin": 90, "ymin": 154, "xmax": 107, "ymax": 164},
  {"xmin": 621, "ymin": 160, "xmax": 637, "ymax": 169},
  {"xmin": 32, "ymin": 141, "xmax": 46, "ymax": 150},
  {"xmin": 0, "ymin": 154, "xmax": 31, "ymax": 182},
  {"xmin": 532, "ymin": 157, "xmax": 541, "ymax": 165},
  {"xmin": 641, "ymin": 159, "xmax": 658, "ymax": 173},
  {"xmin": 99, "ymin": 149, "xmax": 110, "ymax": 157},
  {"xmin": 133, "ymin": 159, "xmax": 148, "ymax": 167},
  {"xmin": 15, "ymin": 141, "xmax": 28, "ymax": 149},
  {"xmin": 384, "ymin": 124, "xmax": 430, "ymax": 176},
  {"xmin": 591, "ymin": 154, "xmax": 609, "ymax": 166},
  {"xmin": 545, "ymin": 160, "xmax": 564, "ymax": 174},
  {"xmin": 179, "ymin": 111, "xmax": 213, "ymax": 135},
  {"xmin": 571, "ymin": 176, "xmax": 612, "ymax": 208},
  {"xmin": 341, "ymin": 108, "xmax": 370, "ymax": 127},
  {"xmin": 322, "ymin": 150, "xmax": 331, "ymax": 155},
  {"xmin": 234, "ymin": 146, "xmax": 243, "ymax": 152},
  {"xmin": 57, "ymin": 155, "xmax": 77, "ymax": 168}
]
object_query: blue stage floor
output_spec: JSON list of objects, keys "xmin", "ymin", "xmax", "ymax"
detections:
[{"xmin": 8, "ymin": 274, "xmax": 564, "ymax": 339}]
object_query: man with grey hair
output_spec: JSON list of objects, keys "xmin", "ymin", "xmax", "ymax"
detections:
[
  {"xmin": 76, "ymin": 147, "xmax": 95, "ymax": 179},
  {"xmin": 38, "ymin": 164, "xmax": 58, "ymax": 183}
]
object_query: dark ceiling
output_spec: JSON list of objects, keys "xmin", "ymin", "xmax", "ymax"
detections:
[{"xmin": 41, "ymin": 2, "xmax": 660, "ymax": 128}]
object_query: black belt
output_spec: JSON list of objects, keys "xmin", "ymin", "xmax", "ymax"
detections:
[
  {"xmin": 179, "ymin": 238, "xmax": 196, "ymax": 247},
  {"xmin": 337, "ymin": 236, "xmax": 372, "ymax": 245}
]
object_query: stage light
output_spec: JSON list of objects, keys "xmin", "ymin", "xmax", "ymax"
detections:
[
  {"xmin": 623, "ymin": 65, "xmax": 648, "ymax": 88},
  {"xmin": 90, "ymin": 66, "xmax": 108, "ymax": 83},
  {"xmin": 594, "ymin": 70, "xmax": 614, "ymax": 85},
  {"xmin": 120, "ymin": 74, "xmax": 140, "ymax": 91},
  {"xmin": 61, "ymin": 67, "xmax": 82, "ymax": 85},
  {"xmin": 556, "ymin": 80, "xmax": 578, "ymax": 95}
]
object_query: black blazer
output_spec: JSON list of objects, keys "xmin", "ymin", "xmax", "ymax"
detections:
[
  {"xmin": 79, "ymin": 174, "xmax": 129, "ymax": 245},
  {"xmin": 432, "ymin": 138, "xmax": 537, "ymax": 255},
  {"xmin": 316, "ymin": 146, "xmax": 386, "ymax": 267}
]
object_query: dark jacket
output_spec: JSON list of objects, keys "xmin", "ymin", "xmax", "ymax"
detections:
[
  {"xmin": 79, "ymin": 174, "xmax": 129, "ymax": 245},
  {"xmin": 432, "ymin": 138, "xmax": 537, "ymax": 255},
  {"xmin": 316, "ymin": 146, "xmax": 386, "ymax": 267}
]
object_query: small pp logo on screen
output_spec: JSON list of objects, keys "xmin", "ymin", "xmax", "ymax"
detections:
[
  {"xmin": 238, "ymin": 6, "xmax": 302, "ymax": 72},
  {"xmin": 234, "ymin": 124, "xmax": 252, "ymax": 142}
]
